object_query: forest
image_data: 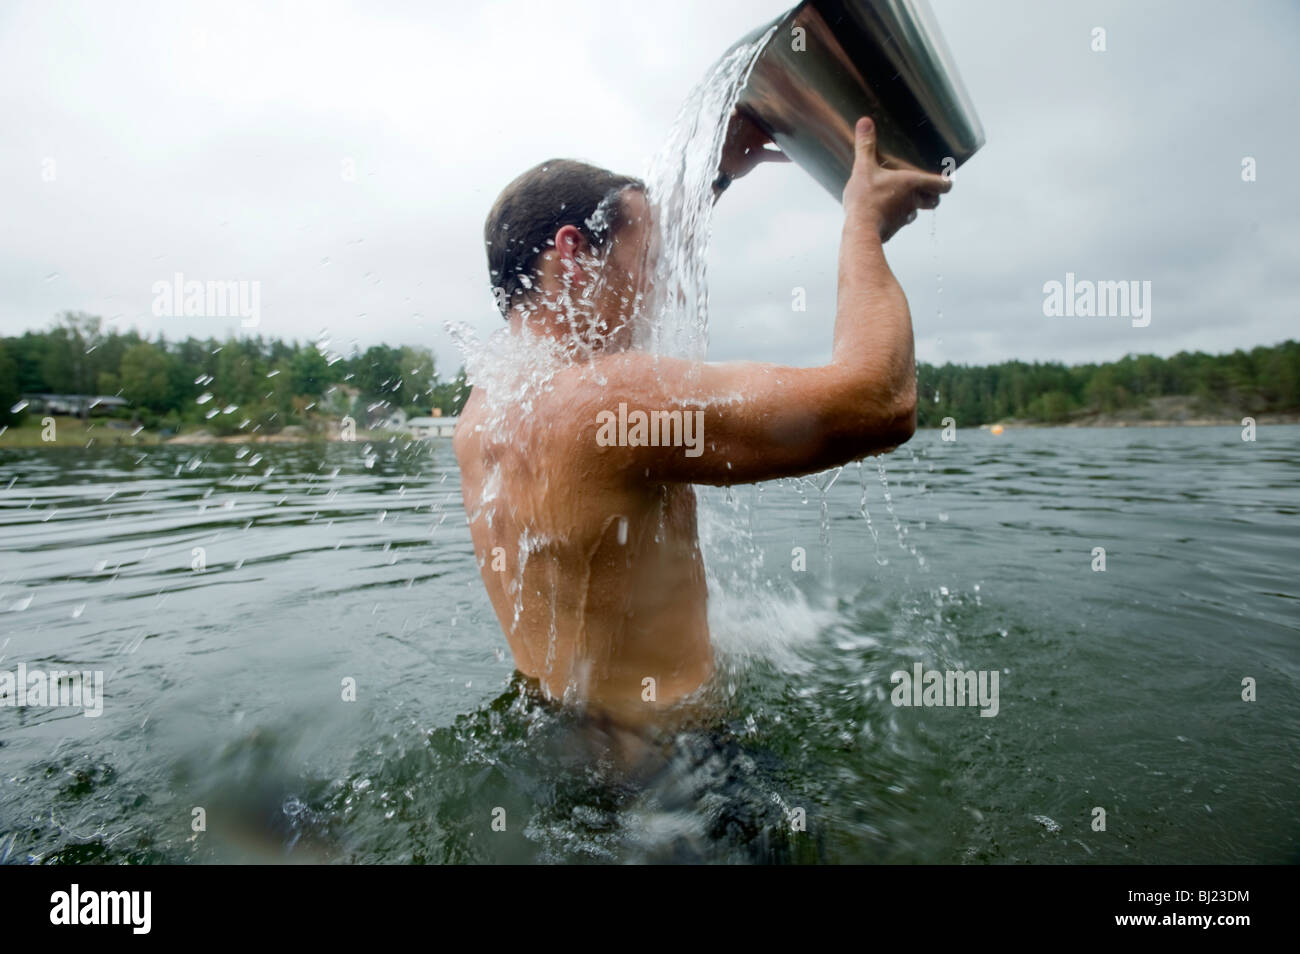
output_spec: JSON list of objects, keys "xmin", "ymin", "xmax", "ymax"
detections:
[
  {"xmin": 914, "ymin": 340, "xmax": 1298, "ymax": 426},
  {"xmin": 0, "ymin": 313, "xmax": 467, "ymax": 435},
  {"xmin": 2, "ymin": 313, "xmax": 1297, "ymax": 434}
]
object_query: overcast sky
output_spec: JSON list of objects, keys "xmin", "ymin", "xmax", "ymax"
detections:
[{"xmin": 1, "ymin": 0, "xmax": 1296, "ymax": 377}]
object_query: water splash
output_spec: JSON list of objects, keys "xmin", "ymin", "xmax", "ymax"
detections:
[
  {"xmin": 447, "ymin": 29, "xmax": 776, "ymax": 700},
  {"xmin": 638, "ymin": 30, "xmax": 775, "ymax": 360}
]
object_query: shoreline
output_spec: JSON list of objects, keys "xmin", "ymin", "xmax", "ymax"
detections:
[
  {"xmin": 2, "ymin": 417, "xmax": 1296, "ymax": 449},
  {"xmin": 0, "ymin": 421, "xmax": 402, "ymax": 449},
  {"xmin": 969, "ymin": 412, "xmax": 1300, "ymax": 430},
  {"xmin": 969, "ymin": 413, "xmax": 1300, "ymax": 430}
]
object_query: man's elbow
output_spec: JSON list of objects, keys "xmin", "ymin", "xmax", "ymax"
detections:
[
  {"xmin": 842, "ymin": 385, "xmax": 916, "ymax": 454},
  {"xmin": 879, "ymin": 390, "xmax": 917, "ymax": 447}
]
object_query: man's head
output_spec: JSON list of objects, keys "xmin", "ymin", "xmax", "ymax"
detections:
[{"xmin": 484, "ymin": 159, "xmax": 654, "ymax": 346}]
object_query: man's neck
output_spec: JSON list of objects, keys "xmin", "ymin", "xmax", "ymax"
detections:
[{"xmin": 507, "ymin": 307, "xmax": 616, "ymax": 360}]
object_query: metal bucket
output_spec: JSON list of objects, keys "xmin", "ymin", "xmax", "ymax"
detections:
[{"xmin": 732, "ymin": 0, "xmax": 985, "ymax": 201}]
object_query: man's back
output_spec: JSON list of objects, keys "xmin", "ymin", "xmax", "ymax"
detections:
[
  {"xmin": 461, "ymin": 115, "xmax": 949, "ymax": 732},
  {"xmin": 454, "ymin": 362, "xmax": 714, "ymax": 727}
]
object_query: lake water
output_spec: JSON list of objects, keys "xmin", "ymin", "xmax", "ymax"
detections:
[{"xmin": 1, "ymin": 425, "xmax": 1296, "ymax": 864}]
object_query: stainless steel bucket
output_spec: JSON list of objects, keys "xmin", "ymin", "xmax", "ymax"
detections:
[{"xmin": 732, "ymin": 0, "xmax": 985, "ymax": 201}]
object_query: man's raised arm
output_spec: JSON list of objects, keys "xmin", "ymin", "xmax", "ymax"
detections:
[{"xmin": 573, "ymin": 117, "xmax": 952, "ymax": 487}]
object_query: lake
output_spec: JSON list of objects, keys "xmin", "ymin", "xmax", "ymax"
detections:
[{"xmin": 1, "ymin": 425, "xmax": 1296, "ymax": 863}]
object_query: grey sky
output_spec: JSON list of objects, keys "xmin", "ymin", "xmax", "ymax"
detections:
[{"xmin": 1, "ymin": 0, "xmax": 1296, "ymax": 377}]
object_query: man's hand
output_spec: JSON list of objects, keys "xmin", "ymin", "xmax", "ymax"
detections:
[
  {"xmin": 842, "ymin": 116, "xmax": 951, "ymax": 242},
  {"xmin": 716, "ymin": 107, "xmax": 789, "ymax": 189}
]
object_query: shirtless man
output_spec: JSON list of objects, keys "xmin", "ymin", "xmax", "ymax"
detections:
[{"xmin": 455, "ymin": 114, "xmax": 950, "ymax": 730}]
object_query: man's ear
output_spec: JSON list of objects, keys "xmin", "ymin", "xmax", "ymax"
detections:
[{"xmin": 553, "ymin": 224, "xmax": 589, "ymax": 281}]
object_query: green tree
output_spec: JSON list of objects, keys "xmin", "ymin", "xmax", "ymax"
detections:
[
  {"xmin": 119, "ymin": 343, "xmax": 173, "ymax": 411},
  {"xmin": 353, "ymin": 344, "xmax": 404, "ymax": 401},
  {"xmin": 289, "ymin": 346, "xmax": 331, "ymax": 398},
  {"xmin": 0, "ymin": 341, "xmax": 23, "ymax": 426},
  {"xmin": 431, "ymin": 366, "xmax": 470, "ymax": 417}
]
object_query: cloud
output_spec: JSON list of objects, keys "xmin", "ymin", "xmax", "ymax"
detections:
[{"xmin": 1, "ymin": 0, "xmax": 1296, "ymax": 380}]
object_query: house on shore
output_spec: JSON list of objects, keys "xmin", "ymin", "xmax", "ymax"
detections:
[
  {"xmin": 21, "ymin": 394, "xmax": 130, "ymax": 416},
  {"xmin": 405, "ymin": 415, "xmax": 458, "ymax": 439}
]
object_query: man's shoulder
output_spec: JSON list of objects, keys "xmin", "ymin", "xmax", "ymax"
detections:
[
  {"xmin": 451, "ymin": 379, "xmax": 591, "ymax": 463},
  {"xmin": 545, "ymin": 355, "xmax": 648, "ymax": 441},
  {"xmin": 450, "ymin": 390, "xmax": 481, "ymax": 463},
  {"xmin": 548, "ymin": 351, "xmax": 670, "ymax": 406},
  {"xmin": 455, "ymin": 355, "xmax": 675, "ymax": 480}
]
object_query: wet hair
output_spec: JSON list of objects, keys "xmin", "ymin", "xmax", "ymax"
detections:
[{"xmin": 484, "ymin": 158, "xmax": 645, "ymax": 318}]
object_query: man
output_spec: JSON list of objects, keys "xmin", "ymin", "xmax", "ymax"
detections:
[{"xmin": 456, "ymin": 113, "xmax": 950, "ymax": 731}]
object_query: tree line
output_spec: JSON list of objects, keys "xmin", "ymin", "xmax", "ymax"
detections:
[
  {"xmin": 0, "ymin": 313, "xmax": 469, "ymax": 434},
  {"xmin": 2, "ymin": 314, "xmax": 1296, "ymax": 432},
  {"xmin": 914, "ymin": 340, "xmax": 1299, "ymax": 427}
]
